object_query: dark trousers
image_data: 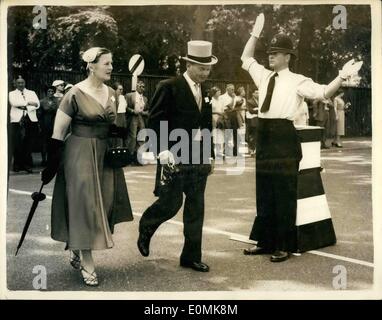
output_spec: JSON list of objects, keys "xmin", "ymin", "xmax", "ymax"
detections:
[
  {"xmin": 139, "ymin": 170, "xmax": 208, "ymax": 262},
  {"xmin": 225, "ymin": 128, "xmax": 238, "ymax": 156},
  {"xmin": 127, "ymin": 114, "xmax": 145, "ymax": 156},
  {"xmin": 246, "ymin": 124, "xmax": 257, "ymax": 151},
  {"xmin": 315, "ymin": 111, "xmax": 329, "ymax": 147},
  {"xmin": 249, "ymin": 118, "xmax": 301, "ymax": 252},
  {"xmin": 10, "ymin": 118, "xmax": 35, "ymax": 170}
]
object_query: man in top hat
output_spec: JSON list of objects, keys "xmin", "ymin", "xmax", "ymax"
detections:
[
  {"xmin": 137, "ymin": 40, "xmax": 217, "ymax": 272},
  {"xmin": 241, "ymin": 13, "xmax": 362, "ymax": 262}
]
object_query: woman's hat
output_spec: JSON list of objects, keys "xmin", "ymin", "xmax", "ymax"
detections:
[
  {"xmin": 52, "ymin": 80, "xmax": 64, "ymax": 87},
  {"xmin": 266, "ymin": 34, "xmax": 297, "ymax": 57},
  {"xmin": 182, "ymin": 40, "xmax": 218, "ymax": 65}
]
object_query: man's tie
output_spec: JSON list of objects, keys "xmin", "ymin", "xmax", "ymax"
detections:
[
  {"xmin": 194, "ymin": 83, "xmax": 202, "ymax": 110},
  {"xmin": 260, "ymin": 72, "xmax": 278, "ymax": 113}
]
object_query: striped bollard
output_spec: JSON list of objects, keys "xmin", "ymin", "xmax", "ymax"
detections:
[{"xmin": 295, "ymin": 126, "xmax": 336, "ymax": 252}]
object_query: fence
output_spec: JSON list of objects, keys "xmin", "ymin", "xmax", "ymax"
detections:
[{"xmin": 9, "ymin": 69, "xmax": 371, "ymax": 137}]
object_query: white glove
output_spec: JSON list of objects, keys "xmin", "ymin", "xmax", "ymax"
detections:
[
  {"xmin": 158, "ymin": 150, "xmax": 175, "ymax": 165},
  {"xmin": 250, "ymin": 13, "xmax": 265, "ymax": 38},
  {"xmin": 339, "ymin": 59, "xmax": 363, "ymax": 80}
]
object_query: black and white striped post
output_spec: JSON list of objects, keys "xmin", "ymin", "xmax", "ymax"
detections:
[
  {"xmin": 295, "ymin": 125, "xmax": 337, "ymax": 252},
  {"xmin": 128, "ymin": 54, "xmax": 145, "ymax": 91}
]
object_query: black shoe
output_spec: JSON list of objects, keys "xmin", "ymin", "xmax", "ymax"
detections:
[
  {"xmin": 243, "ymin": 246, "xmax": 270, "ymax": 255},
  {"xmin": 180, "ymin": 260, "xmax": 210, "ymax": 272},
  {"xmin": 137, "ymin": 231, "xmax": 151, "ymax": 257},
  {"xmin": 270, "ymin": 251, "xmax": 290, "ymax": 262}
]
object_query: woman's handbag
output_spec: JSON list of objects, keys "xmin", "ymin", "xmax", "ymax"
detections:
[{"xmin": 105, "ymin": 147, "xmax": 131, "ymax": 168}]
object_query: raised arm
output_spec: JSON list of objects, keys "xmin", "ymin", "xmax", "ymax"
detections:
[{"xmin": 241, "ymin": 13, "xmax": 264, "ymax": 62}]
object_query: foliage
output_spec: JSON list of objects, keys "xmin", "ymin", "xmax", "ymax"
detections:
[{"xmin": 8, "ymin": 4, "xmax": 371, "ymax": 87}]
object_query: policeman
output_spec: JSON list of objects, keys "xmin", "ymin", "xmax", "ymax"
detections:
[{"xmin": 241, "ymin": 13, "xmax": 362, "ymax": 262}]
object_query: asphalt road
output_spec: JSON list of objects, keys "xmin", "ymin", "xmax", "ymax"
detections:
[{"xmin": 5, "ymin": 138, "xmax": 373, "ymax": 295}]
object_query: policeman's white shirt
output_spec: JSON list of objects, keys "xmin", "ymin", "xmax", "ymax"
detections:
[
  {"xmin": 242, "ymin": 57, "xmax": 326, "ymax": 121},
  {"xmin": 9, "ymin": 88, "xmax": 40, "ymax": 123}
]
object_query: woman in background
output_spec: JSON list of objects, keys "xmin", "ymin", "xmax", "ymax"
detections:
[
  {"xmin": 112, "ymin": 81, "xmax": 128, "ymax": 147},
  {"xmin": 333, "ymin": 89, "xmax": 351, "ymax": 147}
]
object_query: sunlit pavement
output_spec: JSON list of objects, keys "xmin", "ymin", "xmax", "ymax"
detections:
[{"xmin": 5, "ymin": 137, "xmax": 373, "ymax": 293}]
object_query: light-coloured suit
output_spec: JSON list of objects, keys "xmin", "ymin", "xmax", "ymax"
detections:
[
  {"xmin": 9, "ymin": 88, "xmax": 40, "ymax": 171},
  {"xmin": 9, "ymin": 89, "xmax": 40, "ymax": 123}
]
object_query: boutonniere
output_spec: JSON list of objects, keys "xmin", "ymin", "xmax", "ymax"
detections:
[
  {"xmin": 111, "ymin": 96, "xmax": 116, "ymax": 103},
  {"xmin": 204, "ymin": 97, "xmax": 210, "ymax": 104}
]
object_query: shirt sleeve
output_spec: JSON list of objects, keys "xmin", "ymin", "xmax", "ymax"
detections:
[
  {"xmin": 241, "ymin": 57, "xmax": 270, "ymax": 89},
  {"xmin": 296, "ymin": 76, "xmax": 326, "ymax": 100}
]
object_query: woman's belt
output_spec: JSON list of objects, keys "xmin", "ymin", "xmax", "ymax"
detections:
[{"xmin": 71, "ymin": 123, "xmax": 110, "ymax": 139}]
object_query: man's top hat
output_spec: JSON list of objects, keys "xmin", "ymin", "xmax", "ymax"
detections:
[
  {"xmin": 182, "ymin": 40, "xmax": 218, "ymax": 65},
  {"xmin": 267, "ymin": 34, "xmax": 297, "ymax": 57}
]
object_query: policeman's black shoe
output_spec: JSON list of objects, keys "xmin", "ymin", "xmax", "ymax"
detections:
[
  {"xmin": 137, "ymin": 231, "xmax": 151, "ymax": 257},
  {"xmin": 270, "ymin": 250, "xmax": 290, "ymax": 262},
  {"xmin": 180, "ymin": 260, "xmax": 210, "ymax": 272},
  {"xmin": 243, "ymin": 246, "xmax": 270, "ymax": 255}
]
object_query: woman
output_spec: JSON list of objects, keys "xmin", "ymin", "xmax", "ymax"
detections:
[
  {"xmin": 210, "ymin": 87, "xmax": 225, "ymax": 159},
  {"xmin": 333, "ymin": 90, "xmax": 350, "ymax": 148},
  {"xmin": 39, "ymin": 86, "xmax": 59, "ymax": 165},
  {"xmin": 112, "ymin": 81, "xmax": 128, "ymax": 147},
  {"xmin": 42, "ymin": 47, "xmax": 133, "ymax": 286}
]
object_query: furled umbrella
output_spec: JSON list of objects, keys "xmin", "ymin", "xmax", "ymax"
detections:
[{"xmin": 15, "ymin": 182, "xmax": 46, "ymax": 256}]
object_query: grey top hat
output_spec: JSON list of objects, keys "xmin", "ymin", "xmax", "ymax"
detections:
[
  {"xmin": 267, "ymin": 34, "xmax": 297, "ymax": 57},
  {"xmin": 182, "ymin": 40, "xmax": 218, "ymax": 65}
]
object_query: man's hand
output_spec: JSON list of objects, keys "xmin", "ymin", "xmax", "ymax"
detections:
[
  {"xmin": 250, "ymin": 13, "xmax": 265, "ymax": 38},
  {"xmin": 27, "ymin": 101, "xmax": 39, "ymax": 107},
  {"xmin": 339, "ymin": 59, "xmax": 363, "ymax": 80},
  {"xmin": 158, "ymin": 150, "xmax": 175, "ymax": 165}
]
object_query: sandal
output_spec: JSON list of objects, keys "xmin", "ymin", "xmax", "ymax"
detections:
[
  {"xmin": 80, "ymin": 266, "xmax": 99, "ymax": 287},
  {"xmin": 70, "ymin": 251, "xmax": 81, "ymax": 270}
]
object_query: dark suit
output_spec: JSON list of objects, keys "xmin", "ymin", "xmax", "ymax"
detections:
[
  {"xmin": 313, "ymin": 99, "xmax": 330, "ymax": 147},
  {"xmin": 139, "ymin": 75, "xmax": 213, "ymax": 263},
  {"xmin": 245, "ymin": 97, "xmax": 258, "ymax": 151},
  {"xmin": 125, "ymin": 92, "xmax": 148, "ymax": 156}
]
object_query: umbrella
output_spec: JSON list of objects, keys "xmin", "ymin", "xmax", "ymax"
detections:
[{"xmin": 15, "ymin": 182, "xmax": 46, "ymax": 256}]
